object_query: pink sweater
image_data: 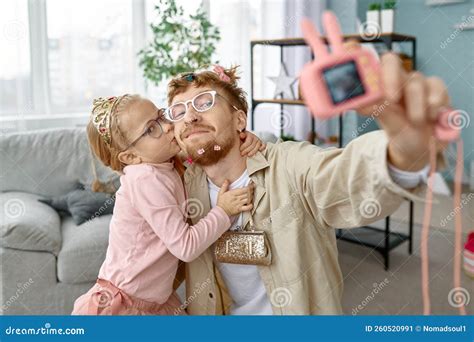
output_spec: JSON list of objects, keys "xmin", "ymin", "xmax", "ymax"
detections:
[{"xmin": 98, "ymin": 161, "xmax": 231, "ymax": 303}]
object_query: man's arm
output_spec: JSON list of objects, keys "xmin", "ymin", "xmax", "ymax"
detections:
[
  {"xmin": 284, "ymin": 130, "xmax": 429, "ymax": 230},
  {"xmin": 286, "ymin": 41, "xmax": 451, "ymax": 229}
]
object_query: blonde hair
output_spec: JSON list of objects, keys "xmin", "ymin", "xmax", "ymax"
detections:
[
  {"xmin": 87, "ymin": 94, "xmax": 141, "ymax": 190},
  {"xmin": 167, "ymin": 65, "xmax": 248, "ymax": 114}
]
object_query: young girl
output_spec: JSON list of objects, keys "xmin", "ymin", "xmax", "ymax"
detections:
[{"xmin": 72, "ymin": 93, "xmax": 264, "ymax": 315}]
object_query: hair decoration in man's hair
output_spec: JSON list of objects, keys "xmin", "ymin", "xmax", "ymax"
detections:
[
  {"xmin": 212, "ymin": 65, "xmax": 231, "ymax": 83},
  {"xmin": 91, "ymin": 95, "xmax": 125, "ymax": 145},
  {"xmin": 182, "ymin": 73, "xmax": 196, "ymax": 82}
]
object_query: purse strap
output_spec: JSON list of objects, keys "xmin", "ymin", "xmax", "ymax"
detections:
[
  {"xmin": 248, "ymin": 215, "xmax": 255, "ymax": 232},
  {"xmin": 246, "ymin": 179, "xmax": 256, "ymax": 232}
]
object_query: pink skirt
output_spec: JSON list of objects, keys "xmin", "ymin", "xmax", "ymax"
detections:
[{"xmin": 72, "ymin": 278, "xmax": 186, "ymax": 316}]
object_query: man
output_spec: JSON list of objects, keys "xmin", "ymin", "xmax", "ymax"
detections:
[{"xmin": 166, "ymin": 46, "xmax": 448, "ymax": 314}]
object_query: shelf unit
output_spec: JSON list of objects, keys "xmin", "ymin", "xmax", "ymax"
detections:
[{"xmin": 250, "ymin": 33, "xmax": 417, "ymax": 270}]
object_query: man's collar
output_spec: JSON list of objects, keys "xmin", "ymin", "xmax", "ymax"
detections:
[{"xmin": 246, "ymin": 149, "xmax": 270, "ymax": 176}]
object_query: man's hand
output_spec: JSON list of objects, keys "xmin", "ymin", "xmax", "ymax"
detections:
[{"xmin": 347, "ymin": 41, "xmax": 450, "ymax": 171}]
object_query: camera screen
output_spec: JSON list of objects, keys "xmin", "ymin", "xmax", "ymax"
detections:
[{"xmin": 322, "ymin": 61, "xmax": 365, "ymax": 105}]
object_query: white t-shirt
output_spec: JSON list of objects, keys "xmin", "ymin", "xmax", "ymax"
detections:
[{"xmin": 208, "ymin": 170, "xmax": 273, "ymax": 315}]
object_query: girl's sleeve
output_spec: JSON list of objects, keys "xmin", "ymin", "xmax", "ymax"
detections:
[{"xmin": 128, "ymin": 168, "xmax": 231, "ymax": 262}]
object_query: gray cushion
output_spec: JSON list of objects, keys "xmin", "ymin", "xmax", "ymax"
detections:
[
  {"xmin": 57, "ymin": 215, "xmax": 110, "ymax": 284},
  {"xmin": 0, "ymin": 192, "xmax": 61, "ymax": 254},
  {"xmin": 39, "ymin": 188, "xmax": 115, "ymax": 225},
  {"xmin": 0, "ymin": 128, "xmax": 119, "ymax": 198}
]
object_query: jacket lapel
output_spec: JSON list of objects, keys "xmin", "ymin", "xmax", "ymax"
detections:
[
  {"xmin": 242, "ymin": 151, "xmax": 269, "ymax": 229},
  {"xmin": 183, "ymin": 165, "xmax": 211, "ymax": 224}
]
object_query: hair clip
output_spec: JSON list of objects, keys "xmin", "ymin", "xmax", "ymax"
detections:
[
  {"xmin": 197, "ymin": 148, "xmax": 205, "ymax": 155},
  {"xmin": 214, "ymin": 145, "xmax": 221, "ymax": 151},
  {"xmin": 182, "ymin": 73, "xmax": 196, "ymax": 82},
  {"xmin": 212, "ymin": 65, "xmax": 231, "ymax": 83}
]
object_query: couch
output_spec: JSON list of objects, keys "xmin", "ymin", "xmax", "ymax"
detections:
[
  {"xmin": 0, "ymin": 127, "xmax": 278, "ymax": 315},
  {"xmin": 0, "ymin": 128, "xmax": 118, "ymax": 314}
]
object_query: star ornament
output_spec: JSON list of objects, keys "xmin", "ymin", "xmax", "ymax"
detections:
[{"xmin": 268, "ymin": 62, "xmax": 298, "ymax": 100}]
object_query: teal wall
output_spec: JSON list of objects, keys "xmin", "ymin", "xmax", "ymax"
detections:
[{"xmin": 356, "ymin": 0, "xmax": 473, "ymax": 180}]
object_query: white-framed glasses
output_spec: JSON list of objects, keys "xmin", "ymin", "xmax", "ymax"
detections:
[{"xmin": 164, "ymin": 90, "xmax": 238, "ymax": 122}]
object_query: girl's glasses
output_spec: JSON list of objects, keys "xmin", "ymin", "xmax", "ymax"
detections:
[
  {"xmin": 164, "ymin": 90, "xmax": 238, "ymax": 122},
  {"xmin": 122, "ymin": 110, "xmax": 168, "ymax": 151}
]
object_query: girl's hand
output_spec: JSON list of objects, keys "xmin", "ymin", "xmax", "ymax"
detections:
[
  {"xmin": 239, "ymin": 131, "xmax": 266, "ymax": 157},
  {"xmin": 217, "ymin": 180, "xmax": 254, "ymax": 216}
]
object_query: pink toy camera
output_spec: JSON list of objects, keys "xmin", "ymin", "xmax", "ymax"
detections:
[
  {"xmin": 299, "ymin": 11, "xmax": 460, "ymax": 142},
  {"xmin": 299, "ymin": 12, "xmax": 383, "ymax": 119}
]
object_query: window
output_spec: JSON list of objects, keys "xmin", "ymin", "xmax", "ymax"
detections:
[
  {"xmin": 0, "ymin": 0, "xmax": 145, "ymax": 123},
  {"xmin": 46, "ymin": 0, "xmax": 135, "ymax": 113},
  {"xmin": 0, "ymin": 0, "xmax": 32, "ymax": 117}
]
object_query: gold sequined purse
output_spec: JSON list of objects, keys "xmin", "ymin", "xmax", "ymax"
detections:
[{"xmin": 214, "ymin": 229, "xmax": 272, "ymax": 266}]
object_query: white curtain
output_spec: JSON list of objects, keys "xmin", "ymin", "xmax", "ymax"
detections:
[
  {"xmin": 207, "ymin": 0, "xmax": 330, "ymax": 140},
  {"xmin": 284, "ymin": 0, "xmax": 327, "ymax": 141},
  {"xmin": 0, "ymin": 0, "xmax": 148, "ymax": 133},
  {"xmin": 208, "ymin": 0, "xmax": 286, "ymax": 136}
]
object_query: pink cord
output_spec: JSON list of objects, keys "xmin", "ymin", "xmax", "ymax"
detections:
[
  {"xmin": 453, "ymin": 140, "xmax": 466, "ymax": 315},
  {"xmin": 421, "ymin": 139, "xmax": 465, "ymax": 315},
  {"xmin": 420, "ymin": 139, "xmax": 436, "ymax": 315}
]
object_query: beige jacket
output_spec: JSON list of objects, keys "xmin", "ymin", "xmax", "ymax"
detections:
[{"xmin": 182, "ymin": 130, "xmax": 424, "ymax": 315}]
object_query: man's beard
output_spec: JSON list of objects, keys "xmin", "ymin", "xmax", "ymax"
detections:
[{"xmin": 184, "ymin": 131, "xmax": 235, "ymax": 166}]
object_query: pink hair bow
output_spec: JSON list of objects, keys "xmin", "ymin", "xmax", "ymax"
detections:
[{"xmin": 212, "ymin": 65, "xmax": 231, "ymax": 83}]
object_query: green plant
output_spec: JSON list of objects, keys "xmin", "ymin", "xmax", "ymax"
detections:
[
  {"xmin": 368, "ymin": 3, "xmax": 381, "ymax": 11},
  {"xmin": 383, "ymin": 0, "xmax": 397, "ymax": 9},
  {"xmin": 138, "ymin": 0, "xmax": 221, "ymax": 86},
  {"xmin": 280, "ymin": 133, "xmax": 296, "ymax": 142}
]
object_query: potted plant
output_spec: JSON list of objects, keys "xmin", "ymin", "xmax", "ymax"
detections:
[
  {"xmin": 138, "ymin": 0, "xmax": 221, "ymax": 91},
  {"xmin": 381, "ymin": 0, "xmax": 396, "ymax": 33},
  {"xmin": 366, "ymin": 3, "xmax": 381, "ymax": 31},
  {"xmin": 280, "ymin": 133, "xmax": 296, "ymax": 142}
]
